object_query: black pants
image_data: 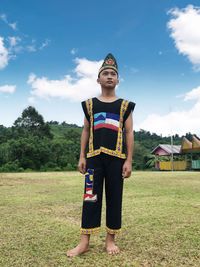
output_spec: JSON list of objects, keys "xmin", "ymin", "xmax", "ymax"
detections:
[{"xmin": 81, "ymin": 153, "xmax": 125, "ymax": 235}]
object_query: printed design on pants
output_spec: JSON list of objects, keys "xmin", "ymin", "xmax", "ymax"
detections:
[{"xmin": 84, "ymin": 169, "xmax": 97, "ymax": 202}]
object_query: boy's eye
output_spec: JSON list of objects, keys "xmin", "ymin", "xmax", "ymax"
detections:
[
  {"xmin": 102, "ymin": 71, "xmax": 116, "ymax": 76},
  {"xmin": 111, "ymin": 72, "xmax": 116, "ymax": 76}
]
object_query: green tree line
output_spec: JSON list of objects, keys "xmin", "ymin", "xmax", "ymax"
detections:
[{"xmin": 0, "ymin": 106, "xmax": 191, "ymax": 172}]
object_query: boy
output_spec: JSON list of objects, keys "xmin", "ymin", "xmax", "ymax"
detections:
[{"xmin": 67, "ymin": 53, "xmax": 135, "ymax": 257}]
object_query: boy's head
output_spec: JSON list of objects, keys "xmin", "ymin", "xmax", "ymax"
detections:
[
  {"xmin": 98, "ymin": 53, "xmax": 118, "ymax": 78},
  {"xmin": 97, "ymin": 53, "xmax": 119, "ymax": 89}
]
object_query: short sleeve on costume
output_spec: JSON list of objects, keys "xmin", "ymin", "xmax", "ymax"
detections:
[
  {"xmin": 123, "ymin": 101, "xmax": 136, "ymax": 122},
  {"xmin": 81, "ymin": 101, "xmax": 90, "ymax": 122}
]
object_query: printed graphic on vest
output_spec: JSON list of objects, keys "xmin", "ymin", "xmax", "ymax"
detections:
[
  {"xmin": 94, "ymin": 112, "xmax": 120, "ymax": 131},
  {"xmin": 84, "ymin": 169, "xmax": 97, "ymax": 202}
]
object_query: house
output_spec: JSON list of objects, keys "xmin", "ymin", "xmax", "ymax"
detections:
[
  {"xmin": 181, "ymin": 136, "xmax": 200, "ymax": 170},
  {"xmin": 151, "ymin": 144, "xmax": 185, "ymax": 171},
  {"xmin": 151, "ymin": 144, "xmax": 181, "ymax": 156},
  {"xmin": 151, "ymin": 135, "xmax": 200, "ymax": 171}
]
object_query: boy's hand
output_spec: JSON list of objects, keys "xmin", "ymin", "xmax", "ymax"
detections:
[
  {"xmin": 78, "ymin": 156, "xmax": 86, "ymax": 174},
  {"xmin": 122, "ymin": 160, "xmax": 132, "ymax": 178}
]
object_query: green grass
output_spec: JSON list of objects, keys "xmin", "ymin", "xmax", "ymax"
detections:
[{"xmin": 0, "ymin": 171, "xmax": 200, "ymax": 267}]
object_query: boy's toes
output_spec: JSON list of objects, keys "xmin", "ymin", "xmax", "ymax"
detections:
[{"xmin": 106, "ymin": 245, "xmax": 120, "ymax": 255}]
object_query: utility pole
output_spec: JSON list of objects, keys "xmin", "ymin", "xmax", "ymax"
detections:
[
  {"xmin": 169, "ymin": 105, "xmax": 174, "ymax": 172},
  {"xmin": 171, "ymin": 134, "xmax": 174, "ymax": 171}
]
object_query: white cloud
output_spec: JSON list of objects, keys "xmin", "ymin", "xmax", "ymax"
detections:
[
  {"xmin": 0, "ymin": 14, "xmax": 7, "ymax": 21},
  {"xmin": 0, "ymin": 85, "xmax": 16, "ymax": 93},
  {"xmin": 71, "ymin": 48, "xmax": 78, "ymax": 55},
  {"xmin": 0, "ymin": 13, "xmax": 49, "ymax": 68},
  {"xmin": 0, "ymin": 13, "xmax": 17, "ymax": 30},
  {"xmin": 0, "ymin": 35, "xmax": 23, "ymax": 69},
  {"xmin": 168, "ymin": 5, "xmax": 200, "ymax": 70},
  {"xmin": 28, "ymin": 57, "xmax": 103, "ymax": 101},
  {"xmin": 8, "ymin": 36, "xmax": 21, "ymax": 47},
  {"xmin": 184, "ymin": 86, "xmax": 200, "ymax": 101},
  {"xmin": 26, "ymin": 39, "xmax": 50, "ymax": 52},
  {"xmin": 0, "ymin": 37, "xmax": 9, "ymax": 69},
  {"xmin": 26, "ymin": 45, "xmax": 37, "ymax": 52},
  {"xmin": 9, "ymin": 22, "xmax": 17, "ymax": 30},
  {"xmin": 39, "ymin": 39, "xmax": 50, "ymax": 50},
  {"xmin": 135, "ymin": 86, "xmax": 200, "ymax": 136}
]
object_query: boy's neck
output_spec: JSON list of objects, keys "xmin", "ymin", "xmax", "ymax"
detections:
[{"xmin": 100, "ymin": 88, "xmax": 116, "ymax": 98}]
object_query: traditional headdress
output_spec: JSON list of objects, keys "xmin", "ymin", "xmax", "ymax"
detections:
[{"xmin": 98, "ymin": 53, "xmax": 118, "ymax": 76}]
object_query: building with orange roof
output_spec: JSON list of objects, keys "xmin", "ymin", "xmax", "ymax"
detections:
[{"xmin": 151, "ymin": 135, "xmax": 200, "ymax": 171}]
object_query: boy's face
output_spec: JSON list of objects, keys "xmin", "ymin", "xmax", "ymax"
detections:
[{"xmin": 97, "ymin": 68, "xmax": 119, "ymax": 89}]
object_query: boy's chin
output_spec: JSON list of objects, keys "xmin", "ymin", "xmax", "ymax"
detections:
[{"xmin": 104, "ymin": 84, "xmax": 116, "ymax": 89}]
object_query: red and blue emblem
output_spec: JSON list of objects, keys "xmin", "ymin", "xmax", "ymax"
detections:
[{"xmin": 84, "ymin": 169, "xmax": 97, "ymax": 202}]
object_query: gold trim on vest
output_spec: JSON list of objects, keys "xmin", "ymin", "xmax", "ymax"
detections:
[
  {"xmin": 116, "ymin": 100, "xmax": 129, "ymax": 154},
  {"xmin": 86, "ymin": 98, "xmax": 94, "ymax": 152},
  {"xmin": 87, "ymin": 146, "xmax": 126, "ymax": 159},
  {"xmin": 86, "ymin": 98, "xmax": 129, "ymax": 159}
]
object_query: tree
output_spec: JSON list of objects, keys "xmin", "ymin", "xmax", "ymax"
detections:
[
  {"xmin": 133, "ymin": 141, "xmax": 149, "ymax": 170},
  {"xmin": 144, "ymin": 154, "xmax": 156, "ymax": 169},
  {"xmin": 13, "ymin": 106, "xmax": 52, "ymax": 139},
  {"xmin": 0, "ymin": 125, "xmax": 12, "ymax": 144},
  {"xmin": 8, "ymin": 136, "xmax": 51, "ymax": 170},
  {"xmin": 47, "ymin": 120, "xmax": 59, "ymax": 125}
]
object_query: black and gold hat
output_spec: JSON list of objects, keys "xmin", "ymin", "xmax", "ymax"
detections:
[{"xmin": 98, "ymin": 53, "xmax": 118, "ymax": 76}]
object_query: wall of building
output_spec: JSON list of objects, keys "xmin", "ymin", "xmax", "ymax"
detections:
[{"xmin": 159, "ymin": 161, "xmax": 188, "ymax": 171}]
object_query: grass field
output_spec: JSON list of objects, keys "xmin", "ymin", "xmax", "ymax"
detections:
[{"xmin": 0, "ymin": 171, "xmax": 200, "ymax": 267}]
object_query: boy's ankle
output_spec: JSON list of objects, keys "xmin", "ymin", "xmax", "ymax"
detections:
[
  {"xmin": 79, "ymin": 242, "xmax": 89, "ymax": 248},
  {"xmin": 106, "ymin": 233, "xmax": 115, "ymax": 242},
  {"xmin": 80, "ymin": 234, "xmax": 90, "ymax": 246}
]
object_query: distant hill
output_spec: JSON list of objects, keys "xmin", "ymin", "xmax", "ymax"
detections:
[
  {"xmin": 0, "ymin": 116, "xmax": 196, "ymax": 171},
  {"xmin": 48, "ymin": 122, "xmax": 82, "ymax": 140}
]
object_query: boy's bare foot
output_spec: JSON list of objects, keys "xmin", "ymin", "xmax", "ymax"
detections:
[
  {"xmin": 106, "ymin": 233, "xmax": 120, "ymax": 255},
  {"xmin": 106, "ymin": 242, "xmax": 120, "ymax": 255},
  {"xmin": 66, "ymin": 243, "xmax": 89, "ymax": 257},
  {"xmin": 67, "ymin": 234, "xmax": 90, "ymax": 257}
]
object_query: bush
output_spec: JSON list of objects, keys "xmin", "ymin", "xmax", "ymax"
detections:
[
  {"xmin": 0, "ymin": 160, "xmax": 19, "ymax": 172},
  {"xmin": 63, "ymin": 163, "xmax": 74, "ymax": 171},
  {"xmin": 18, "ymin": 167, "xmax": 24, "ymax": 172},
  {"xmin": 39, "ymin": 166, "xmax": 47, "ymax": 172},
  {"xmin": 54, "ymin": 167, "xmax": 62, "ymax": 171},
  {"xmin": 24, "ymin": 168, "xmax": 33, "ymax": 172}
]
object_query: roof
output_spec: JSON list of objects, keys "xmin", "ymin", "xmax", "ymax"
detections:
[
  {"xmin": 181, "ymin": 137, "xmax": 192, "ymax": 150},
  {"xmin": 192, "ymin": 136, "xmax": 200, "ymax": 149},
  {"xmin": 181, "ymin": 135, "xmax": 200, "ymax": 152},
  {"xmin": 151, "ymin": 144, "xmax": 181, "ymax": 155}
]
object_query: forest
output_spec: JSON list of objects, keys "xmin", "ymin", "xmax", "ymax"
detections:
[{"xmin": 0, "ymin": 106, "xmax": 194, "ymax": 172}]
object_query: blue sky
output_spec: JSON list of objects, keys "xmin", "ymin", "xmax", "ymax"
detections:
[{"xmin": 1, "ymin": 0, "xmax": 200, "ymax": 136}]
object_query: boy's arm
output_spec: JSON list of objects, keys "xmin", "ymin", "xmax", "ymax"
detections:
[
  {"xmin": 78, "ymin": 117, "xmax": 90, "ymax": 174},
  {"xmin": 122, "ymin": 112, "xmax": 134, "ymax": 178}
]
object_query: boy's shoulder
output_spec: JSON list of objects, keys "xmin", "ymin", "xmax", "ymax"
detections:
[
  {"xmin": 122, "ymin": 98, "xmax": 136, "ymax": 107},
  {"xmin": 82, "ymin": 97, "xmax": 136, "ymax": 107},
  {"xmin": 82, "ymin": 97, "xmax": 131, "ymax": 102},
  {"xmin": 81, "ymin": 97, "xmax": 94, "ymax": 104}
]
